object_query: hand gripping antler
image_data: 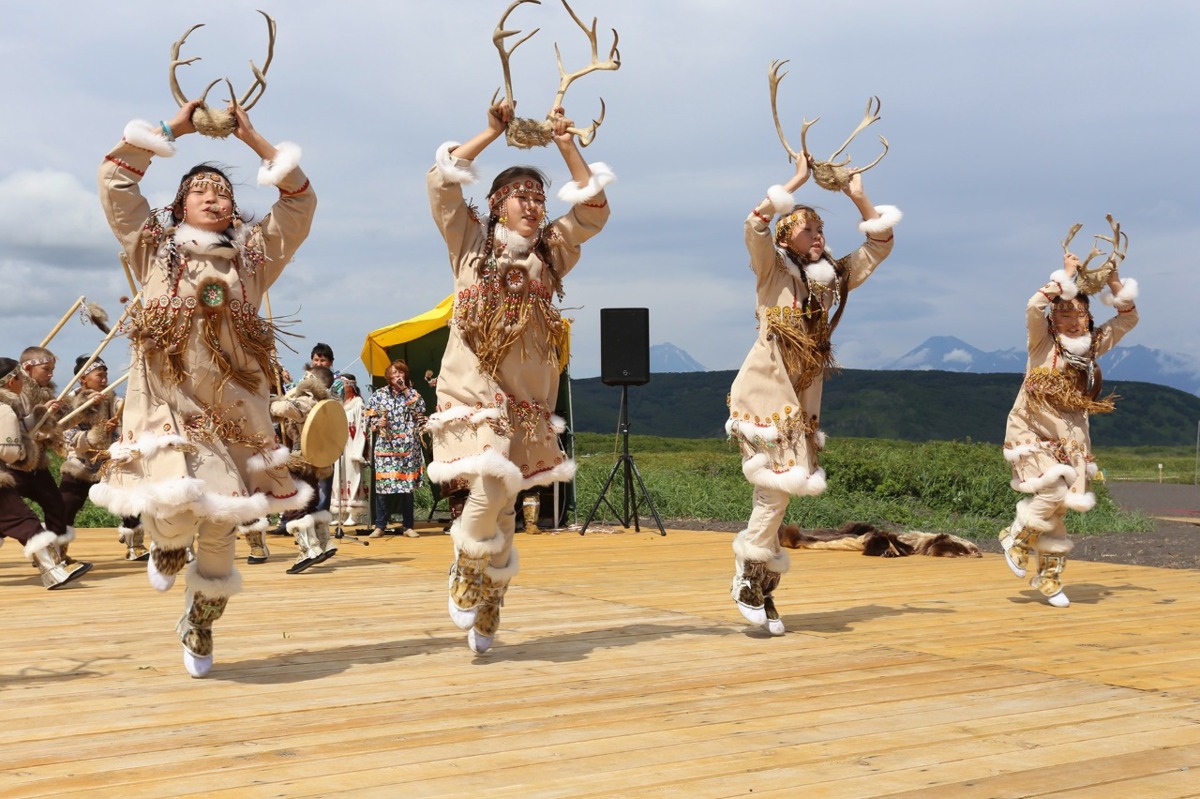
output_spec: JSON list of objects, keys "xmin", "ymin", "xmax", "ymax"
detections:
[
  {"xmin": 1061, "ymin": 215, "xmax": 1129, "ymax": 295},
  {"xmin": 168, "ymin": 9, "xmax": 277, "ymax": 139},
  {"xmin": 768, "ymin": 61, "xmax": 890, "ymax": 191},
  {"xmin": 492, "ymin": 0, "xmax": 621, "ymax": 148}
]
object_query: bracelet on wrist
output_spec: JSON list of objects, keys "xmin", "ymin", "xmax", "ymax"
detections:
[{"xmin": 160, "ymin": 121, "xmax": 176, "ymax": 142}]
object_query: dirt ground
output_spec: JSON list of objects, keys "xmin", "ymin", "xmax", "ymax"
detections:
[{"xmin": 661, "ymin": 481, "xmax": 1200, "ymax": 570}]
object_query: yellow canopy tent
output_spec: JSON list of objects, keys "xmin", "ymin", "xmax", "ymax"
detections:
[{"xmin": 360, "ymin": 296, "xmax": 575, "ymax": 525}]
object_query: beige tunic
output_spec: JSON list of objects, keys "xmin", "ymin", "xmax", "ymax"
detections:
[
  {"xmin": 727, "ymin": 197, "xmax": 897, "ymax": 495},
  {"xmin": 425, "ymin": 154, "xmax": 609, "ymax": 491},
  {"xmin": 1003, "ymin": 274, "xmax": 1138, "ymax": 508},
  {"xmin": 92, "ymin": 132, "xmax": 316, "ymax": 528}
]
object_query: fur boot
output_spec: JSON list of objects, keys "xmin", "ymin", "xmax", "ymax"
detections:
[
  {"xmin": 468, "ymin": 550, "xmax": 520, "ymax": 654},
  {"xmin": 447, "ymin": 521, "xmax": 509, "ymax": 632},
  {"xmin": 312, "ymin": 510, "xmax": 338, "ymax": 563},
  {"xmin": 731, "ymin": 531, "xmax": 790, "ymax": 630},
  {"xmin": 176, "ymin": 564, "xmax": 242, "ymax": 678},
  {"xmin": 26, "ymin": 529, "xmax": 92, "ymax": 589},
  {"xmin": 285, "ymin": 514, "xmax": 324, "ymax": 574},
  {"xmin": 118, "ymin": 523, "xmax": 150, "ymax": 561},
  {"xmin": 1031, "ymin": 538, "xmax": 1073, "ymax": 607},
  {"xmin": 237, "ymin": 518, "xmax": 271, "ymax": 564}
]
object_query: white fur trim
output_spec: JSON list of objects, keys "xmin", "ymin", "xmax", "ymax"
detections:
[
  {"xmin": 427, "ymin": 449, "xmax": 523, "ymax": 496},
  {"xmin": 57, "ymin": 527, "xmax": 76, "ymax": 547},
  {"xmin": 1010, "ymin": 464, "xmax": 1078, "ymax": 497},
  {"xmin": 1101, "ymin": 277, "xmax": 1139, "ymax": 309},
  {"xmin": 435, "ymin": 141, "xmax": 478, "ymax": 185},
  {"xmin": 1064, "ymin": 491, "xmax": 1096, "ymax": 512},
  {"xmin": 484, "ymin": 547, "xmax": 520, "ymax": 582},
  {"xmin": 247, "ymin": 445, "xmax": 291, "ymax": 473},
  {"xmin": 1049, "ymin": 269, "xmax": 1079, "ymax": 301},
  {"xmin": 1003, "ymin": 443, "xmax": 1041, "ymax": 462},
  {"xmin": 733, "ymin": 531, "xmax": 792, "ymax": 573},
  {"xmin": 858, "ymin": 205, "xmax": 902, "ymax": 235},
  {"xmin": 23, "ymin": 529, "xmax": 58, "ymax": 559},
  {"xmin": 556, "ymin": 162, "xmax": 615, "ymax": 205},
  {"xmin": 106, "ymin": 430, "xmax": 192, "ymax": 464},
  {"xmin": 449, "ymin": 519, "xmax": 510, "ymax": 559},
  {"xmin": 425, "ymin": 404, "xmax": 504, "ymax": 434},
  {"xmin": 766, "ymin": 185, "xmax": 795, "ymax": 216},
  {"xmin": 257, "ymin": 141, "xmax": 302, "ymax": 187},
  {"xmin": 123, "ymin": 119, "xmax": 176, "ymax": 158},
  {"xmin": 549, "ymin": 414, "xmax": 568, "ymax": 435},
  {"xmin": 520, "ymin": 459, "xmax": 577, "ymax": 491},
  {"xmin": 727, "ymin": 418, "xmax": 780, "ymax": 444},
  {"xmin": 236, "ymin": 517, "xmax": 270, "ymax": 535},
  {"xmin": 742, "ymin": 453, "xmax": 827, "ymax": 496},
  {"xmin": 1035, "ymin": 536, "xmax": 1076, "ymax": 555},
  {"xmin": 805, "ymin": 259, "xmax": 837, "ymax": 287},
  {"xmin": 183, "ymin": 561, "xmax": 244, "ymax": 598},
  {"xmin": 1059, "ymin": 333, "xmax": 1092, "ymax": 356}
]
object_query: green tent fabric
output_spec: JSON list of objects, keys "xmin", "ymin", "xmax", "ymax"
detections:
[{"xmin": 359, "ymin": 297, "xmax": 576, "ymax": 525}]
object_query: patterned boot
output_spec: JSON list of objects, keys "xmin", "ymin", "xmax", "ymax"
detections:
[
  {"xmin": 1031, "ymin": 549, "xmax": 1071, "ymax": 608},
  {"xmin": 26, "ymin": 530, "xmax": 92, "ymax": 589},
  {"xmin": 285, "ymin": 514, "xmax": 324, "ymax": 574},
  {"xmin": 760, "ymin": 568, "xmax": 785, "ymax": 637},
  {"xmin": 312, "ymin": 510, "xmax": 338, "ymax": 564},
  {"xmin": 119, "ymin": 524, "xmax": 151, "ymax": 562},
  {"xmin": 240, "ymin": 519, "xmax": 271, "ymax": 565},
  {"xmin": 148, "ymin": 544, "xmax": 191, "ymax": 591},
  {"xmin": 447, "ymin": 522, "xmax": 509, "ymax": 632},
  {"xmin": 175, "ymin": 565, "xmax": 242, "ymax": 678},
  {"xmin": 731, "ymin": 559, "xmax": 768, "ymax": 626},
  {"xmin": 468, "ymin": 551, "xmax": 520, "ymax": 654}
]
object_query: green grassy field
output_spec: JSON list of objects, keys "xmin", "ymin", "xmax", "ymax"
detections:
[{"xmin": 54, "ymin": 434, "xmax": 1185, "ymax": 538}]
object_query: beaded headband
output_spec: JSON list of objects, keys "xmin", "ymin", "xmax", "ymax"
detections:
[
  {"xmin": 488, "ymin": 178, "xmax": 546, "ymax": 213},
  {"xmin": 188, "ymin": 173, "xmax": 233, "ymax": 197},
  {"xmin": 775, "ymin": 207, "xmax": 824, "ymax": 248},
  {"xmin": 21, "ymin": 355, "xmax": 55, "ymax": 368},
  {"xmin": 79, "ymin": 358, "xmax": 108, "ymax": 377},
  {"xmin": 0, "ymin": 364, "xmax": 19, "ymax": 385}
]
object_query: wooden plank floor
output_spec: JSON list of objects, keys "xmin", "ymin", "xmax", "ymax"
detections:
[{"xmin": 2, "ymin": 525, "xmax": 1199, "ymax": 798}]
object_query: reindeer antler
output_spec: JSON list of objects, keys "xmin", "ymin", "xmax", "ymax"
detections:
[
  {"xmin": 1064, "ymin": 215, "xmax": 1130, "ymax": 295},
  {"xmin": 165, "ymin": 10, "xmax": 279, "ymax": 138},
  {"xmin": 493, "ymin": 0, "xmax": 620, "ymax": 148},
  {"xmin": 493, "ymin": 0, "xmax": 541, "ymax": 109},
  {"xmin": 829, "ymin": 96, "xmax": 886, "ymax": 169},
  {"xmin": 768, "ymin": 60, "xmax": 801, "ymax": 163},
  {"xmin": 239, "ymin": 10, "xmax": 277, "ymax": 111}
]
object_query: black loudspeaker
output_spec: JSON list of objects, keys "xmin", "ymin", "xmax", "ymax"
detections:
[{"xmin": 600, "ymin": 307, "xmax": 650, "ymax": 386}]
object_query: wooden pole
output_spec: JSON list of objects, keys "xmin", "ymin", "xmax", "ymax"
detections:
[
  {"xmin": 39, "ymin": 296, "xmax": 86, "ymax": 348},
  {"xmin": 55, "ymin": 372, "xmax": 129, "ymax": 429}
]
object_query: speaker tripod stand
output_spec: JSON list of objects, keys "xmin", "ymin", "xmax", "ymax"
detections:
[{"xmin": 580, "ymin": 384, "xmax": 666, "ymax": 536}]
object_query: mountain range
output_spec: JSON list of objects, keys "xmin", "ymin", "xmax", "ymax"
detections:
[
  {"xmin": 886, "ymin": 337, "xmax": 1200, "ymax": 397},
  {"xmin": 645, "ymin": 337, "xmax": 1200, "ymax": 397}
]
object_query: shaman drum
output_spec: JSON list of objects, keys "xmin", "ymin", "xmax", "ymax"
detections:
[{"xmin": 300, "ymin": 399, "xmax": 349, "ymax": 468}]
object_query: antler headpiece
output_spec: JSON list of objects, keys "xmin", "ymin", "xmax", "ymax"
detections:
[
  {"xmin": 768, "ymin": 60, "xmax": 890, "ymax": 192},
  {"xmin": 492, "ymin": 0, "xmax": 621, "ymax": 149},
  {"xmin": 1061, "ymin": 214, "xmax": 1128, "ymax": 296},
  {"xmin": 168, "ymin": 9, "xmax": 277, "ymax": 139}
]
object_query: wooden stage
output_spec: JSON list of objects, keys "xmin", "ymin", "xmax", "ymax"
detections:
[{"xmin": 2, "ymin": 525, "xmax": 1199, "ymax": 798}]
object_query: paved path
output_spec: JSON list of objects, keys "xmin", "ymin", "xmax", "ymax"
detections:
[{"xmin": 1106, "ymin": 481, "xmax": 1200, "ymax": 522}]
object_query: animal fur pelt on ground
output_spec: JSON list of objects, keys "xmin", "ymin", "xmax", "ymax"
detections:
[{"xmin": 778, "ymin": 522, "xmax": 981, "ymax": 558}]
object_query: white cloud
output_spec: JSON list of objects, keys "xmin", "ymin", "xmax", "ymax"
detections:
[{"xmin": 943, "ymin": 349, "xmax": 974, "ymax": 366}]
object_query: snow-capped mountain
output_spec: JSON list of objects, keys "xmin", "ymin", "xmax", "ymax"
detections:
[
  {"xmin": 887, "ymin": 337, "xmax": 1200, "ymax": 396},
  {"xmin": 650, "ymin": 343, "xmax": 706, "ymax": 373}
]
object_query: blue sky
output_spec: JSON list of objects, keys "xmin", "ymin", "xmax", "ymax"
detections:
[{"xmin": 1, "ymin": 0, "xmax": 1196, "ymax": 382}]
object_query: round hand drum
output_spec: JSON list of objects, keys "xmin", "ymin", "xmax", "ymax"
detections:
[{"xmin": 300, "ymin": 399, "xmax": 349, "ymax": 468}]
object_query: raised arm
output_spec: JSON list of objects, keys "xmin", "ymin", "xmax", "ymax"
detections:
[{"xmin": 745, "ymin": 157, "xmax": 811, "ymax": 269}]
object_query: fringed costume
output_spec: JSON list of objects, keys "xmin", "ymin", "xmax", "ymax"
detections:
[
  {"xmin": 426, "ymin": 142, "xmax": 612, "ymax": 652},
  {"xmin": 92, "ymin": 119, "xmax": 316, "ymax": 672},
  {"xmin": 331, "ymin": 393, "xmax": 368, "ymax": 526},
  {"xmin": 1000, "ymin": 269, "xmax": 1139, "ymax": 606},
  {"xmin": 726, "ymin": 183, "xmax": 900, "ymax": 633}
]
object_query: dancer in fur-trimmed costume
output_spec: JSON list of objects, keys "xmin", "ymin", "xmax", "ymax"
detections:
[
  {"xmin": 270, "ymin": 366, "xmax": 339, "ymax": 574},
  {"xmin": 0, "ymin": 358, "xmax": 92, "ymax": 588},
  {"xmin": 1000, "ymin": 251, "xmax": 1138, "ymax": 607},
  {"xmin": 92, "ymin": 98, "xmax": 316, "ymax": 677},
  {"xmin": 426, "ymin": 100, "xmax": 612, "ymax": 653},
  {"xmin": 59, "ymin": 356, "xmax": 149, "ymax": 561},
  {"xmin": 726, "ymin": 157, "xmax": 900, "ymax": 635}
]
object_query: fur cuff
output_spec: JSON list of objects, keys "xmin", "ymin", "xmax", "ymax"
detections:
[
  {"xmin": 57, "ymin": 527, "xmax": 76, "ymax": 547},
  {"xmin": 183, "ymin": 561, "xmax": 244, "ymax": 598},
  {"xmin": 1063, "ymin": 490, "xmax": 1096, "ymax": 513},
  {"xmin": 247, "ymin": 445, "xmax": 291, "ymax": 473},
  {"xmin": 1048, "ymin": 269, "xmax": 1079, "ymax": 301},
  {"xmin": 557, "ymin": 162, "xmax": 615, "ymax": 205},
  {"xmin": 435, "ymin": 141, "xmax": 478, "ymax": 185},
  {"xmin": 1100, "ymin": 277, "xmax": 1139, "ymax": 309},
  {"xmin": 236, "ymin": 517, "xmax": 270, "ymax": 535},
  {"xmin": 449, "ymin": 520, "xmax": 510, "ymax": 559},
  {"xmin": 427, "ymin": 449, "xmax": 524, "ymax": 496},
  {"xmin": 257, "ymin": 141, "xmax": 302, "ymax": 187},
  {"xmin": 733, "ymin": 530, "xmax": 791, "ymax": 573},
  {"xmin": 520, "ymin": 458, "xmax": 577, "ymax": 491},
  {"xmin": 858, "ymin": 205, "xmax": 903, "ymax": 235},
  {"xmin": 767, "ymin": 185, "xmax": 795, "ymax": 216},
  {"xmin": 23, "ymin": 529, "xmax": 58, "ymax": 559},
  {"xmin": 123, "ymin": 119, "xmax": 176, "ymax": 158},
  {"xmin": 742, "ymin": 452, "xmax": 827, "ymax": 497}
]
